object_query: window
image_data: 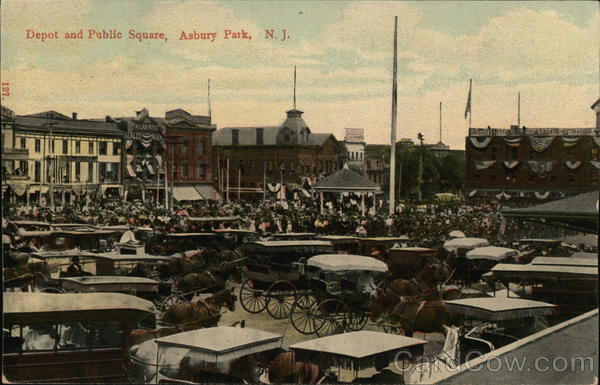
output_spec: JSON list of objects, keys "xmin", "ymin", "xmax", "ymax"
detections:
[
  {"xmin": 75, "ymin": 141, "xmax": 80, "ymax": 153},
  {"xmin": 196, "ymin": 137, "xmax": 205, "ymax": 155},
  {"xmin": 182, "ymin": 162, "xmax": 189, "ymax": 178},
  {"xmin": 20, "ymin": 137, "xmax": 26, "ymax": 149},
  {"xmin": 99, "ymin": 162, "xmax": 106, "ymax": 182},
  {"xmin": 199, "ymin": 164, "xmax": 206, "ymax": 178},
  {"xmin": 112, "ymin": 142, "xmax": 119, "ymax": 155},
  {"xmin": 232, "ymin": 129, "xmax": 239, "ymax": 146},
  {"xmin": 18, "ymin": 160, "xmax": 28, "ymax": 174},
  {"xmin": 89, "ymin": 141, "xmax": 94, "ymax": 154},
  {"xmin": 62, "ymin": 140, "xmax": 68, "ymax": 154},
  {"xmin": 34, "ymin": 161, "xmax": 41, "ymax": 182},
  {"xmin": 256, "ymin": 128, "xmax": 264, "ymax": 145},
  {"xmin": 182, "ymin": 139, "xmax": 188, "ymax": 155},
  {"xmin": 99, "ymin": 142, "xmax": 107, "ymax": 155},
  {"xmin": 75, "ymin": 162, "xmax": 81, "ymax": 181},
  {"xmin": 51, "ymin": 140, "xmax": 55, "ymax": 153},
  {"xmin": 88, "ymin": 162, "xmax": 93, "ymax": 182},
  {"xmin": 490, "ymin": 175, "xmax": 497, "ymax": 181},
  {"xmin": 34, "ymin": 139, "xmax": 41, "ymax": 153}
]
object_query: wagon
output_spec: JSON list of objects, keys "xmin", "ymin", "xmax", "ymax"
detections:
[
  {"xmin": 358, "ymin": 236, "xmax": 412, "ymax": 256},
  {"xmin": 238, "ymin": 240, "xmax": 333, "ymax": 319},
  {"xmin": 290, "ymin": 254, "xmax": 388, "ymax": 337},
  {"xmin": 270, "ymin": 232, "xmax": 316, "ymax": 240},
  {"xmin": 131, "ymin": 326, "xmax": 283, "ymax": 384},
  {"xmin": 50, "ymin": 225, "xmax": 120, "ymax": 252},
  {"xmin": 148, "ymin": 232, "xmax": 220, "ymax": 255},
  {"xmin": 30, "ymin": 249, "xmax": 101, "ymax": 279},
  {"xmin": 212, "ymin": 228, "xmax": 258, "ymax": 249},
  {"xmin": 57, "ymin": 275, "xmax": 160, "ymax": 301},
  {"xmin": 385, "ymin": 246, "xmax": 439, "ymax": 279},
  {"xmin": 289, "ymin": 330, "xmax": 426, "ymax": 383},
  {"xmin": 316, "ymin": 235, "xmax": 361, "ymax": 254},
  {"xmin": 3, "ymin": 292, "xmax": 156, "ymax": 383}
]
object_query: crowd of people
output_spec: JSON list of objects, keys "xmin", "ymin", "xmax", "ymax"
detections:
[{"xmin": 4, "ymin": 193, "xmax": 583, "ymax": 250}]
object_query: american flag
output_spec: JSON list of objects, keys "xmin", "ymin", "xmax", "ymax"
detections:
[{"xmin": 464, "ymin": 79, "xmax": 472, "ymax": 119}]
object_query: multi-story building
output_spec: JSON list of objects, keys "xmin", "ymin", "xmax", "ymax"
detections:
[
  {"xmin": 162, "ymin": 109, "xmax": 220, "ymax": 201},
  {"xmin": 2, "ymin": 106, "xmax": 30, "ymax": 204},
  {"xmin": 365, "ymin": 144, "xmax": 390, "ymax": 195},
  {"xmin": 343, "ymin": 128, "xmax": 366, "ymax": 174},
  {"xmin": 6, "ymin": 110, "xmax": 124, "ymax": 205},
  {"xmin": 212, "ymin": 108, "xmax": 344, "ymax": 200},
  {"xmin": 116, "ymin": 109, "xmax": 165, "ymax": 202},
  {"xmin": 464, "ymin": 102, "xmax": 600, "ymax": 201}
]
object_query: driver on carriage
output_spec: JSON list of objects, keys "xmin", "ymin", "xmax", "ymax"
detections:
[
  {"xmin": 119, "ymin": 226, "xmax": 139, "ymax": 244},
  {"xmin": 66, "ymin": 256, "xmax": 84, "ymax": 276},
  {"xmin": 357, "ymin": 270, "xmax": 377, "ymax": 296}
]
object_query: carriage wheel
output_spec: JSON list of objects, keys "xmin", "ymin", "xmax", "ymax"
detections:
[
  {"xmin": 345, "ymin": 309, "xmax": 368, "ymax": 331},
  {"xmin": 290, "ymin": 295, "xmax": 321, "ymax": 335},
  {"xmin": 39, "ymin": 287, "xmax": 64, "ymax": 294},
  {"xmin": 315, "ymin": 299, "xmax": 349, "ymax": 337},
  {"xmin": 266, "ymin": 280, "xmax": 296, "ymax": 319},
  {"xmin": 160, "ymin": 294, "xmax": 187, "ymax": 314},
  {"xmin": 239, "ymin": 279, "xmax": 266, "ymax": 314}
]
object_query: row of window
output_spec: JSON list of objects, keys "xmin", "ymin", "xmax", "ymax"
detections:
[
  {"xmin": 178, "ymin": 137, "xmax": 207, "ymax": 156},
  {"xmin": 173, "ymin": 163, "xmax": 207, "ymax": 180},
  {"xmin": 220, "ymin": 159, "xmax": 338, "ymax": 174},
  {"xmin": 24, "ymin": 138, "xmax": 119, "ymax": 156},
  {"xmin": 347, "ymin": 151, "xmax": 363, "ymax": 160},
  {"xmin": 30, "ymin": 161, "xmax": 119, "ymax": 183}
]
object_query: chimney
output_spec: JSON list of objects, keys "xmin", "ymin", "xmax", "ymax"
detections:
[
  {"xmin": 72, "ymin": 112, "xmax": 78, "ymax": 120},
  {"xmin": 105, "ymin": 115, "xmax": 112, "ymax": 122}
]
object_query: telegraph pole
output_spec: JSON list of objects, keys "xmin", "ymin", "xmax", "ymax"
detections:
[
  {"xmin": 388, "ymin": 16, "xmax": 398, "ymax": 215},
  {"xmin": 417, "ymin": 133, "xmax": 424, "ymax": 201}
]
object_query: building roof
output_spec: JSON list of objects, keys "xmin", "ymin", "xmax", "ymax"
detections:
[
  {"xmin": 501, "ymin": 190, "xmax": 599, "ymax": 233},
  {"xmin": 591, "ymin": 98, "xmax": 600, "ymax": 111},
  {"xmin": 14, "ymin": 115, "xmax": 123, "ymax": 136},
  {"xmin": 214, "ymin": 125, "xmax": 281, "ymax": 146},
  {"xmin": 313, "ymin": 164, "xmax": 381, "ymax": 192},
  {"xmin": 1, "ymin": 105, "xmax": 15, "ymax": 120}
]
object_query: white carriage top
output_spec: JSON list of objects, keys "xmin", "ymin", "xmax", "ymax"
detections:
[
  {"xmin": 289, "ymin": 331, "xmax": 425, "ymax": 370},
  {"xmin": 4, "ymin": 292, "xmax": 156, "ymax": 315},
  {"xmin": 251, "ymin": 240, "xmax": 332, "ymax": 248},
  {"xmin": 490, "ymin": 262, "xmax": 597, "ymax": 279},
  {"xmin": 58, "ymin": 275, "xmax": 159, "ymax": 286},
  {"xmin": 307, "ymin": 254, "xmax": 388, "ymax": 272},
  {"xmin": 444, "ymin": 297, "xmax": 556, "ymax": 321},
  {"xmin": 530, "ymin": 257, "xmax": 598, "ymax": 268},
  {"xmin": 444, "ymin": 237, "xmax": 489, "ymax": 251},
  {"xmin": 154, "ymin": 326, "xmax": 282, "ymax": 364},
  {"xmin": 466, "ymin": 246, "xmax": 519, "ymax": 261}
]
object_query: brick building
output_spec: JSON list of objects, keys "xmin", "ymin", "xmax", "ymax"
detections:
[
  {"xmin": 212, "ymin": 109, "xmax": 344, "ymax": 200},
  {"xmin": 464, "ymin": 102, "xmax": 600, "ymax": 201},
  {"xmin": 162, "ymin": 109, "xmax": 219, "ymax": 201}
]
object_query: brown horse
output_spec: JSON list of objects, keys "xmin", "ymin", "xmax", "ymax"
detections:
[
  {"xmin": 174, "ymin": 271, "xmax": 224, "ymax": 294},
  {"xmin": 158, "ymin": 249, "xmax": 212, "ymax": 279},
  {"xmin": 161, "ymin": 287, "xmax": 236, "ymax": 327},
  {"xmin": 126, "ymin": 325, "xmax": 184, "ymax": 350},
  {"xmin": 385, "ymin": 297, "xmax": 456, "ymax": 337},
  {"xmin": 268, "ymin": 352, "xmax": 320, "ymax": 384},
  {"xmin": 387, "ymin": 279, "xmax": 422, "ymax": 297}
]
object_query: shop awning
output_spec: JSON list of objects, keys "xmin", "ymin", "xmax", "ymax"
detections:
[
  {"xmin": 194, "ymin": 184, "xmax": 222, "ymax": 200},
  {"xmin": 172, "ymin": 186, "xmax": 203, "ymax": 201}
]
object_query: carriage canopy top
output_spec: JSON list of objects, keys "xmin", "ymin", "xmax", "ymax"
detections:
[
  {"xmin": 31, "ymin": 249, "xmax": 102, "ymax": 260},
  {"xmin": 466, "ymin": 246, "xmax": 519, "ymax": 261},
  {"xmin": 490, "ymin": 263, "xmax": 598, "ymax": 280},
  {"xmin": 443, "ymin": 237, "xmax": 489, "ymax": 251},
  {"xmin": 4, "ymin": 292, "xmax": 156, "ymax": 317},
  {"xmin": 531, "ymin": 257, "xmax": 598, "ymax": 268},
  {"xmin": 289, "ymin": 331, "xmax": 425, "ymax": 371},
  {"xmin": 307, "ymin": 254, "xmax": 388, "ymax": 272},
  {"xmin": 444, "ymin": 297, "xmax": 556, "ymax": 321},
  {"xmin": 155, "ymin": 327, "xmax": 282, "ymax": 364}
]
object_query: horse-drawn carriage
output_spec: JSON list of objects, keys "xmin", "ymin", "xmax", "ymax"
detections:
[
  {"xmin": 289, "ymin": 330, "xmax": 426, "ymax": 383},
  {"xmin": 49, "ymin": 224, "xmax": 120, "ymax": 252},
  {"xmin": 485, "ymin": 257, "xmax": 598, "ymax": 322},
  {"xmin": 358, "ymin": 236, "xmax": 413, "ymax": 256},
  {"xmin": 3, "ymin": 292, "xmax": 156, "ymax": 383},
  {"xmin": 147, "ymin": 232, "xmax": 220, "ymax": 255},
  {"xmin": 384, "ymin": 246, "xmax": 439, "ymax": 280},
  {"xmin": 3, "ymin": 253, "xmax": 49, "ymax": 292},
  {"xmin": 238, "ymin": 240, "xmax": 333, "ymax": 319},
  {"xmin": 212, "ymin": 228, "xmax": 258, "ymax": 249},
  {"xmin": 129, "ymin": 326, "xmax": 284, "ymax": 384},
  {"xmin": 316, "ymin": 235, "xmax": 361, "ymax": 254},
  {"xmin": 270, "ymin": 232, "xmax": 316, "ymax": 241},
  {"xmin": 290, "ymin": 254, "xmax": 388, "ymax": 337}
]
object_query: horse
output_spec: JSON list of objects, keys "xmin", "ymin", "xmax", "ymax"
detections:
[
  {"xmin": 125, "ymin": 325, "xmax": 184, "ymax": 350},
  {"xmin": 161, "ymin": 287, "xmax": 236, "ymax": 327},
  {"xmin": 268, "ymin": 352, "xmax": 321, "ymax": 384},
  {"xmin": 174, "ymin": 271, "xmax": 224, "ymax": 295},
  {"xmin": 387, "ymin": 279, "xmax": 422, "ymax": 297},
  {"xmin": 158, "ymin": 249, "xmax": 211, "ymax": 280}
]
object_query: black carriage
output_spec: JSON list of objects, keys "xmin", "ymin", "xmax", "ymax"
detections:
[
  {"xmin": 290, "ymin": 254, "xmax": 388, "ymax": 337},
  {"xmin": 212, "ymin": 228, "xmax": 258, "ymax": 249},
  {"xmin": 147, "ymin": 232, "xmax": 220, "ymax": 255},
  {"xmin": 238, "ymin": 240, "xmax": 333, "ymax": 319},
  {"xmin": 315, "ymin": 235, "xmax": 361, "ymax": 254}
]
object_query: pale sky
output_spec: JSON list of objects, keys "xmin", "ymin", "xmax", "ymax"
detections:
[{"xmin": 1, "ymin": 0, "xmax": 598, "ymax": 149}]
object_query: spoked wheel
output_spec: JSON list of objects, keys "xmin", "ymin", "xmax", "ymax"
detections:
[
  {"xmin": 239, "ymin": 279, "xmax": 267, "ymax": 314},
  {"xmin": 265, "ymin": 280, "xmax": 296, "ymax": 319},
  {"xmin": 345, "ymin": 309, "xmax": 368, "ymax": 331},
  {"xmin": 315, "ymin": 298, "xmax": 348, "ymax": 337},
  {"xmin": 290, "ymin": 295, "xmax": 320, "ymax": 335},
  {"xmin": 160, "ymin": 294, "xmax": 187, "ymax": 314}
]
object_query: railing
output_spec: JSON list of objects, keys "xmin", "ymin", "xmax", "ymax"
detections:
[
  {"xmin": 469, "ymin": 127, "xmax": 596, "ymax": 137},
  {"xmin": 2, "ymin": 148, "xmax": 29, "ymax": 156}
]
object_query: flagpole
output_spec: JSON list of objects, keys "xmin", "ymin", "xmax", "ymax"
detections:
[
  {"xmin": 469, "ymin": 79, "xmax": 472, "ymax": 129},
  {"xmin": 517, "ymin": 92, "xmax": 521, "ymax": 128},
  {"xmin": 388, "ymin": 16, "xmax": 398, "ymax": 216}
]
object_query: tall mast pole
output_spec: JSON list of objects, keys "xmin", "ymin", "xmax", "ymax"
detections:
[
  {"xmin": 293, "ymin": 65, "xmax": 297, "ymax": 110},
  {"xmin": 439, "ymin": 102, "xmax": 442, "ymax": 143},
  {"xmin": 388, "ymin": 16, "xmax": 398, "ymax": 215},
  {"xmin": 469, "ymin": 79, "xmax": 473, "ymax": 130},
  {"xmin": 208, "ymin": 78, "xmax": 212, "ymax": 118},
  {"xmin": 517, "ymin": 92, "xmax": 521, "ymax": 128}
]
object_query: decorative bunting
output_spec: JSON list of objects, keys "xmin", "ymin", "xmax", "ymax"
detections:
[
  {"xmin": 562, "ymin": 137, "xmax": 580, "ymax": 147},
  {"xmin": 529, "ymin": 136, "xmax": 555, "ymax": 152},
  {"xmin": 503, "ymin": 160, "xmax": 520, "ymax": 169},
  {"xmin": 591, "ymin": 160, "xmax": 600, "ymax": 170},
  {"xmin": 495, "ymin": 191, "xmax": 511, "ymax": 200},
  {"xmin": 470, "ymin": 137, "xmax": 492, "ymax": 149},
  {"xmin": 475, "ymin": 160, "xmax": 496, "ymax": 170},
  {"xmin": 527, "ymin": 160, "xmax": 557, "ymax": 176},
  {"xmin": 468, "ymin": 190, "xmax": 478, "ymax": 197},
  {"xmin": 565, "ymin": 161, "xmax": 582, "ymax": 170},
  {"xmin": 502, "ymin": 137, "xmax": 521, "ymax": 146},
  {"xmin": 535, "ymin": 191, "xmax": 551, "ymax": 200}
]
